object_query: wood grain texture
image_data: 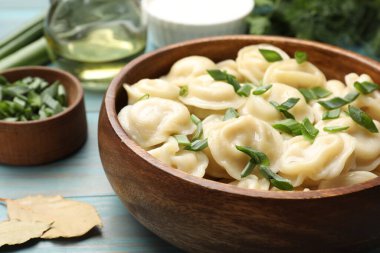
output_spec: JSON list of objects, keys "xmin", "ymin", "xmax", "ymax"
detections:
[
  {"xmin": 0, "ymin": 67, "xmax": 87, "ymax": 165},
  {"xmin": 99, "ymin": 35, "xmax": 380, "ymax": 253}
]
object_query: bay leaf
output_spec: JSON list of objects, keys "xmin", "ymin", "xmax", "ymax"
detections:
[
  {"xmin": 0, "ymin": 220, "xmax": 51, "ymax": 247},
  {"xmin": 6, "ymin": 195, "xmax": 102, "ymax": 239}
]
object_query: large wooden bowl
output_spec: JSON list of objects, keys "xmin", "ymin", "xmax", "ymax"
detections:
[
  {"xmin": 0, "ymin": 66, "xmax": 87, "ymax": 165},
  {"xmin": 98, "ymin": 35, "xmax": 380, "ymax": 253}
]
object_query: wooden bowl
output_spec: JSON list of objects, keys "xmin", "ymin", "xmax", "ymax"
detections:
[
  {"xmin": 0, "ymin": 66, "xmax": 87, "ymax": 165},
  {"xmin": 98, "ymin": 35, "xmax": 380, "ymax": 253}
]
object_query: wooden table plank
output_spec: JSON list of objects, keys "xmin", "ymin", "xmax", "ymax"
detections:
[{"xmin": 0, "ymin": 196, "xmax": 182, "ymax": 253}]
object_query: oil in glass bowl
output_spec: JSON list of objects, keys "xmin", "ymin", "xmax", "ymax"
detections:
[{"xmin": 45, "ymin": 0, "xmax": 146, "ymax": 90}]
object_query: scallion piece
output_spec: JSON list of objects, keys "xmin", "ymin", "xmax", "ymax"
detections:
[
  {"xmin": 136, "ymin": 93, "xmax": 149, "ymax": 102},
  {"xmin": 270, "ymin": 97, "xmax": 300, "ymax": 119},
  {"xmin": 259, "ymin": 49, "xmax": 283, "ymax": 62},
  {"xmin": 348, "ymin": 105, "xmax": 379, "ymax": 133},
  {"xmin": 184, "ymin": 138, "xmax": 208, "ymax": 151},
  {"xmin": 191, "ymin": 114, "xmax": 203, "ymax": 140},
  {"xmin": 354, "ymin": 81, "xmax": 379, "ymax": 95},
  {"xmin": 240, "ymin": 159, "xmax": 258, "ymax": 178},
  {"xmin": 179, "ymin": 85, "xmax": 189, "ymax": 97},
  {"xmin": 322, "ymin": 108, "xmax": 341, "ymax": 120},
  {"xmin": 301, "ymin": 118, "xmax": 319, "ymax": 142},
  {"xmin": 294, "ymin": 51, "xmax": 308, "ymax": 64},
  {"xmin": 252, "ymin": 84, "xmax": 272, "ymax": 95},
  {"xmin": 207, "ymin": 69, "xmax": 240, "ymax": 92},
  {"xmin": 323, "ymin": 126, "xmax": 349, "ymax": 133},
  {"xmin": 174, "ymin": 135, "xmax": 191, "ymax": 146},
  {"xmin": 299, "ymin": 87, "xmax": 331, "ymax": 102},
  {"xmin": 237, "ymin": 84, "xmax": 253, "ymax": 97},
  {"xmin": 272, "ymin": 119, "xmax": 302, "ymax": 136},
  {"xmin": 318, "ymin": 92, "xmax": 359, "ymax": 110},
  {"xmin": 259, "ymin": 166, "xmax": 293, "ymax": 191},
  {"xmin": 236, "ymin": 145, "xmax": 269, "ymax": 166},
  {"xmin": 223, "ymin": 108, "xmax": 239, "ymax": 121}
]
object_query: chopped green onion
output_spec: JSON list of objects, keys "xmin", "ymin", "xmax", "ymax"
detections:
[
  {"xmin": 259, "ymin": 166, "xmax": 293, "ymax": 191},
  {"xmin": 272, "ymin": 119, "xmax": 302, "ymax": 136},
  {"xmin": 174, "ymin": 135, "xmax": 191, "ymax": 146},
  {"xmin": 240, "ymin": 159, "xmax": 258, "ymax": 178},
  {"xmin": 184, "ymin": 139, "xmax": 208, "ymax": 151},
  {"xmin": 298, "ymin": 87, "xmax": 332, "ymax": 102},
  {"xmin": 223, "ymin": 108, "xmax": 239, "ymax": 121},
  {"xmin": 259, "ymin": 49, "xmax": 283, "ymax": 62},
  {"xmin": 348, "ymin": 105, "xmax": 379, "ymax": 133},
  {"xmin": 323, "ymin": 126, "xmax": 349, "ymax": 133},
  {"xmin": 136, "ymin": 93, "xmax": 149, "ymax": 102},
  {"xmin": 235, "ymin": 145, "xmax": 270, "ymax": 166},
  {"xmin": 270, "ymin": 97, "xmax": 300, "ymax": 119},
  {"xmin": 207, "ymin": 69, "xmax": 240, "ymax": 92},
  {"xmin": 179, "ymin": 85, "xmax": 189, "ymax": 97},
  {"xmin": 252, "ymin": 84, "xmax": 272, "ymax": 95},
  {"xmin": 322, "ymin": 108, "xmax": 341, "ymax": 120},
  {"xmin": 354, "ymin": 81, "xmax": 379, "ymax": 95},
  {"xmin": 318, "ymin": 92, "xmax": 359, "ymax": 110},
  {"xmin": 191, "ymin": 114, "xmax": 203, "ymax": 140},
  {"xmin": 301, "ymin": 118, "xmax": 319, "ymax": 142},
  {"xmin": 237, "ymin": 84, "xmax": 253, "ymax": 97},
  {"xmin": 295, "ymin": 51, "xmax": 308, "ymax": 64}
]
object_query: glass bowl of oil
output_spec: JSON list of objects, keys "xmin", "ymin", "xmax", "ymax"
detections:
[{"xmin": 45, "ymin": 0, "xmax": 146, "ymax": 90}]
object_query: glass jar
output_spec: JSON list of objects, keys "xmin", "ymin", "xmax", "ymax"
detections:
[{"xmin": 45, "ymin": 0, "xmax": 146, "ymax": 90}]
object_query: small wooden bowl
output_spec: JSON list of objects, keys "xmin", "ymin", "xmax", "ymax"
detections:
[
  {"xmin": 0, "ymin": 66, "xmax": 87, "ymax": 165},
  {"xmin": 98, "ymin": 36, "xmax": 380, "ymax": 253}
]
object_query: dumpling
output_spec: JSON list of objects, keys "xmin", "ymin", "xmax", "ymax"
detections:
[
  {"xmin": 263, "ymin": 59, "xmax": 326, "ymax": 88},
  {"xmin": 216, "ymin": 59, "xmax": 245, "ymax": 82},
  {"xmin": 230, "ymin": 175, "xmax": 270, "ymax": 190},
  {"xmin": 165, "ymin": 56, "xmax": 216, "ymax": 86},
  {"xmin": 236, "ymin": 44, "xmax": 290, "ymax": 84},
  {"xmin": 179, "ymin": 75, "xmax": 245, "ymax": 111},
  {"xmin": 118, "ymin": 98, "xmax": 194, "ymax": 148},
  {"xmin": 279, "ymin": 134, "xmax": 355, "ymax": 187},
  {"xmin": 345, "ymin": 73, "xmax": 380, "ymax": 122},
  {"xmin": 124, "ymin": 79, "xmax": 179, "ymax": 105},
  {"xmin": 316, "ymin": 117, "xmax": 380, "ymax": 171},
  {"xmin": 319, "ymin": 171, "xmax": 377, "ymax": 189},
  {"xmin": 208, "ymin": 115, "xmax": 284, "ymax": 180},
  {"xmin": 239, "ymin": 83, "xmax": 314, "ymax": 123},
  {"xmin": 148, "ymin": 137, "xmax": 208, "ymax": 177}
]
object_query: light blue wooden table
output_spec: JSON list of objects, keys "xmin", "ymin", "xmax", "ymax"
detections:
[{"xmin": 0, "ymin": 1, "xmax": 182, "ymax": 252}]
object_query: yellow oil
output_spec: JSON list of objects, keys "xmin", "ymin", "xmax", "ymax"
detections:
[{"xmin": 45, "ymin": 0, "xmax": 146, "ymax": 90}]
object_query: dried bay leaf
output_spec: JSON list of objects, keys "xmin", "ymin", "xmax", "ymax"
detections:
[
  {"xmin": 0, "ymin": 220, "xmax": 51, "ymax": 247},
  {"xmin": 6, "ymin": 195, "xmax": 102, "ymax": 239}
]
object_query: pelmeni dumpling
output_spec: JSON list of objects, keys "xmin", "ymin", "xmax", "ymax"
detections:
[
  {"xmin": 208, "ymin": 115, "xmax": 283, "ymax": 179},
  {"xmin": 316, "ymin": 117, "xmax": 380, "ymax": 171},
  {"xmin": 319, "ymin": 171, "xmax": 377, "ymax": 189},
  {"xmin": 118, "ymin": 98, "xmax": 194, "ymax": 148},
  {"xmin": 124, "ymin": 79, "xmax": 180, "ymax": 104},
  {"xmin": 179, "ymin": 75, "xmax": 245, "ymax": 111},
  {"xmin": 279, "ymin": 134, "xmax": 355, "ymax": 187},
  {"xmin": 165, "ymin": 56, "xmax": 216, "ymax": 86},
  {"xmin": 230, "ymin": 175, "xmax": 270, "ymax": 190},
  {"xmin": 236, "ymin": 44, "xmax": 290, "ymax": 84},
  {"xmin": 263, "ymin": 59, "xmax": 326, "ymax": 88},
  {"xmin": 239, "ymin": 83, "xmax": 314, "ymax": 123},
  {"xmin": 345, "ymin": 73, "xmax": 380, "ymax": 122},
  {"xmin": 216, "ymin": 59, "xmax": 245, "ymax": 82},
  {"xmin": 148, "ymin": 137, "xmax": 208, "ymax": 177}
]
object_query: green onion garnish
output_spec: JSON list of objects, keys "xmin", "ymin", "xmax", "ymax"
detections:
[
  {"xmin": 298, "ymin": 87, "xmax": 332, "ymax": 102},
  {"xmin": 270, "ymin": 97, "xmax": 300, "ymax": 119},
  {"xmin": 318, "ymin": 92, "xmax": 359, "ymax": 110},
  {"xmin": 259, "ymin": 49, "xmax": 283, "ymax": 62},
  {"xmin": 240, "ymin": 159, "xmax": 257, "ymax": 178},
  {"xmin": 235, "ymin": 145, "xmax": 270, "ymax": 178},
  {"xmin": 207, "ymin": 69, "xmax": 240, "ymax": 92},
  {"xmin": 179, "ymin": 85, "xmax": 189, "ymax": 97},
  {"xmin": 272, "ymin": 119, "xmax": 302, "ymax": 136},
  {"xmin": 295, "ymin": 51, "xmax": 308, "ymax": 64},
  {"xmin": 191, "ymin": 114, "xmax": 203, "ymax": 140},
  {"xmin": 223, "ymin": 108, "xmax": 239, "ymax": 121},
  {"xmin": 237, "ymin": 84, "xmax": 253, "ymax": 97},
  {"xmin": 301, "ymin": 118, "xmax": 319, "ymax": 142},
  {"xmin": 137, "ymin": 93, "xmax": 150, "ymax": 102},
  {"xmin": 323, "ymin": 126, "xmax": 349, "ymax": 133},
  {"xmin": 252, "ymin": 84, "xmax": 272, "ymax": 95},
  {"xmin": 174, "ymin": 135, "xmax": 191, "ymax": 146},
  {"xmin": 259, "ymin": 166, "xmax": 294, "ymax": 191},
  {"xmin": 348, "ymin": 105, "xmax": 379, "ymax": 133},
  {"xmin": 354, "ymin": 81, "xmax": 379, "ymax": 95},
  {"xmin": 322, "ymin": 108, "xmax": 341, "ymax": 120},
  {"xmin": 184, "ymin": 138, "xmax": 208, "ymax": 151}
]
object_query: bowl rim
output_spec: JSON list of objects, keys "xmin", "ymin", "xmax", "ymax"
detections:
[
  {"xmin": 104, "ymin": 35, "xmax": 380, "ymax": 200},
  {"xmin": 0, "ymin": 66, "xmax": 83, "ymax": 126}
]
